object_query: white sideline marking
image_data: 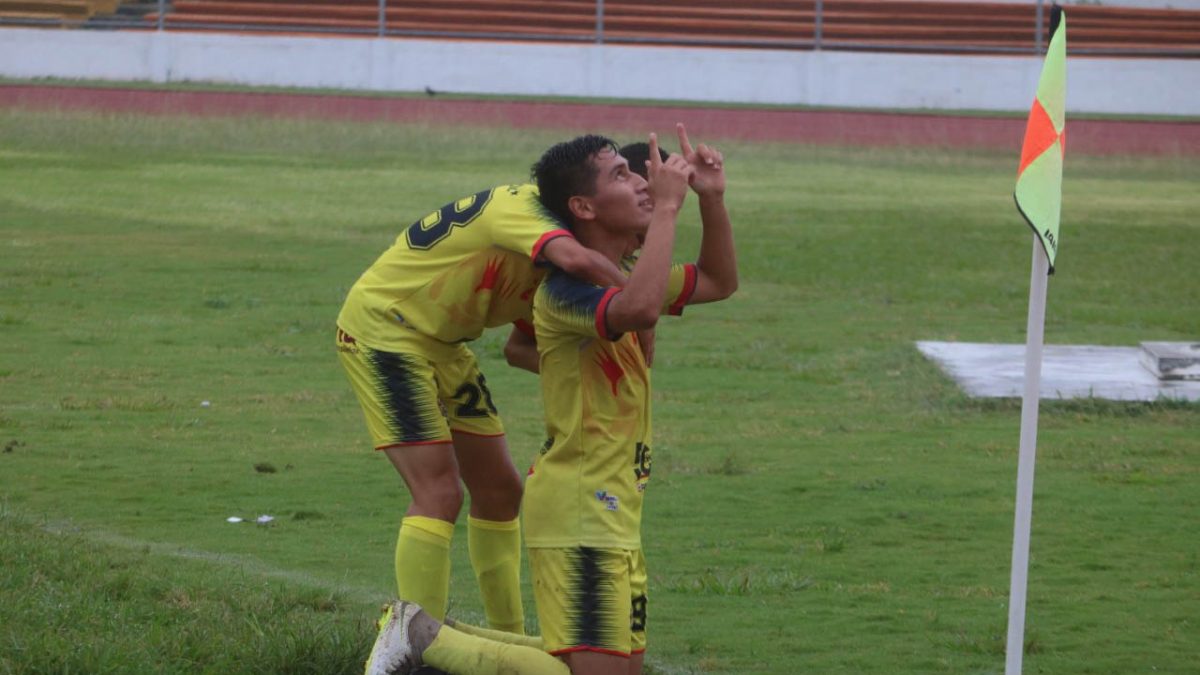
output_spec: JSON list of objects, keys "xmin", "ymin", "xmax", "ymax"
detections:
[
  {"xmin": 18, "ymin": 514, "xmax": 696, "ymax": 674},
  {"xmin": 28, "ymin": 517, "xmax": 389, "ymax": 604}
]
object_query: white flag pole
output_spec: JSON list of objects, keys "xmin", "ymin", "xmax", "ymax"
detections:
[{"xmin": 1005, "ymin": 233, "xmax": 1050, "ymax": 674}]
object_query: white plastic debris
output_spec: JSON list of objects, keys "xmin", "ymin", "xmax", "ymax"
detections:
[
  {"xmin": 226, "ymin": 516, "xmax": 244, "ymax": 523},
  {"xmin": 200, "ymin": 400, "xmax": 211, "ymax": 408},
  {"xmin": 255, "ymin": 515, "xmax": 274, "ymax": 524}
]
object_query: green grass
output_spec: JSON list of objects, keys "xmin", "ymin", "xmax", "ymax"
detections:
[
  {"xmin": 1, "ymin": 107, "xmax": 1197, "ymax": 674},
  {"xmin": 0, "ymin": 507, "xmax": 372, "ymax": 675}
]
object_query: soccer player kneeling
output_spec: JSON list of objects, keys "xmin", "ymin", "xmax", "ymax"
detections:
[{"xmin": 366, "ymin": 124, "xmax": 737, "ymax": 675}]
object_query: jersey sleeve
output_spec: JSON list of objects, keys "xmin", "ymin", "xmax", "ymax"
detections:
[
  {"xmin": 490, "ymin": 186, "xmax": 575, "ymax": 261},
  {"xmin": 664, "ymin": 263, "xmax": 698, "ymax": 316},
  {"xmin": 538, "ymin": 262, "xmax": 698, "ymax": 341},
  {"xmin": 538, "ymin": 272, "xmax": 622, "ymax": 341},
  {"xmin": 616, "ymin": 256, "xmax": 696, "ymax": 316}
]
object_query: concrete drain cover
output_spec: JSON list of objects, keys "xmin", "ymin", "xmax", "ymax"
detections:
[{"xmin": 916, "ymin": 341, "xmax": 1200, "ymax": 402}]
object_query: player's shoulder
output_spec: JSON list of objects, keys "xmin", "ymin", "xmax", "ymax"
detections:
[
  {"xmin": 538, "ymin": 268, "xmax": 607, "ymax": 308},
  {"xmin": 452, "ymin": 184, "xmax": 531, "ymax": 211},
  {"xmin": 487, "ymin": 183, "xmax": 538, "ymax": 204},
  {"xmin": 479, "ymin": 183, "xmax": 555, "ymax": 220},
  {"xmin": 543, "ymin": 266, "xmax": 602, "ymax": 290}
]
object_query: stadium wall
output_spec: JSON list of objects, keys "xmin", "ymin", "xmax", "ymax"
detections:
[{"xmin": 2, "ymin": 28, "xmax": 1197, "ymax": 116}]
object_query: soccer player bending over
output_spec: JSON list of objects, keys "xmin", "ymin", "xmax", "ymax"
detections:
[
  {"xmin": 366, "ymin": 124, "xmax": 737, "ymax": 675},
  {"xmin": 337, "ymin": 168, "xmax": 626, "ymax": 642}
]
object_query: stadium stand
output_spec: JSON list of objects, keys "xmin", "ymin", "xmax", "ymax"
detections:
[
  {"xmin": 0, "ymin": 0, "xmax": 119, "ymax": 24},
  {"xmin": 138, "ymin": 0, "xmax": 1200, "ymax": 56},
  {"xmin": 2, "ymin": 0, "xmax": 1196, "ymax": 56}
]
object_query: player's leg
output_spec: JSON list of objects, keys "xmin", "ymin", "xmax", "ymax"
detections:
[
  {"xmin": 382, "ymin": 442, "xmax": 461, "ymax": 621},
  {"xmin": 628, "ymin": 548, "xmax": 649, "ymax": 675},
  {"xmin": 451, "ymin": 430, "xmax": 525, "ymax": 633},
  {"xmin": 561, "ymin": 548, "xmax": 647, "ymax": 674},
  {"xmin": 424, "ymin": 622, "xmax": 568, "ymax": 675},
  {"xmin": 444, "ymin": 616, "xmax": 544, "ymax": 650},
  {"xmin": 560, "ymin": 651, "xmax": 634, "ymax": 675},
  {"xmin": 367, "ymin": 601, "xmax": 567, "ymax": 675},
  {"xmin": 441, "ymin": 354, "xmax": 526, "ymax": 634},
  {"xmin": 451, "ymin": 431, "xmax": 521, "ymax": 522},
  {"xmin": 337, "ymin": 329, "xmax": 462, "ymax": 621},
  {"xmin": 530, "ymin": 547, "xmax": 637, "ymax": 675}
]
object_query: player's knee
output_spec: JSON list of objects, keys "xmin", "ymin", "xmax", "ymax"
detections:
[
  {"xmin": 410, "ymin": 479, "xmax": 465, "ymax": 520},
  {"xmin": 495, "ymin": 467, "xmax": 524, "ymax": 504},
  {"xmin": 470, "ymin": 472, "xmax": 523, "ymax": 514},
  {"xmin": 499, "ymin": 475, "xmax": 524, "ymax": 512}
]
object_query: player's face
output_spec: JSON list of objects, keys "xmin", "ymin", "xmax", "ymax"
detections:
[{"xmin": 588, "ymin": 149, "xmax": 652, "ymax": 234}]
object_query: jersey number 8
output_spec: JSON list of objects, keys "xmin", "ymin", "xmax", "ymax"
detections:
[{"xmin": 405, "ymin": 189, "xmax": 493, "ymax": 250}]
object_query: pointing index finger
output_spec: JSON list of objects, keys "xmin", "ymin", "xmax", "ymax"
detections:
[
  {"xmin": 676, "ymin": 122, "xmax": 694, "ymax": 158},
  {"xmin": 648, "ymin": 132, "xmax": 662, "ymax": 171}
]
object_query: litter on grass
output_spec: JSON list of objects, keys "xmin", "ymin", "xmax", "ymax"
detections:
[{"xmin": 226, "ymin": 515, "xmax": 276, "ymax": 525}]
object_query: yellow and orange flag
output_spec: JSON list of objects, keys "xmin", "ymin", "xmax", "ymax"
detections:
[{"xmin": 1015, "ymin": 12, "xmax": 1067, "ymax": 273}]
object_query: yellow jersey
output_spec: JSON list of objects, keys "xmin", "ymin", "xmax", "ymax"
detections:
[
  {"xmin": 523, "ymin": 263, "xmax": 698, "ymax": 549},
  {"xmin": 337, "ymin": 184, "xmax": 572, "ymax": 349}
]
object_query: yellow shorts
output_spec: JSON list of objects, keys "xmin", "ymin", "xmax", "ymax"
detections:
[
  {"xmin": 336, "ymin": 327, "xmax": 504, "ymax": 449},
  {"xmin": 528, "ymin": 547, "xmax": 647, "ymax": 657}
]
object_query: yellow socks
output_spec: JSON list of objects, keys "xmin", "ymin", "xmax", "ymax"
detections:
[
  {"xmin": 395, "ymin": 516, "xmax": 454, "ymax": 620},
  {"xmin": 467, "ymin": 515, "xmax": 525, "ymax": 634},
  {"xmin": 396, "ymin": 515, "xmax": 524, "ymax": 633},
  {"xmin": 446, "ymin": 618, "xmax": 544, "ymax": 650},
  {"xmin": 422, "ymin": 624, "xmax": 568, "ymax": 675}
]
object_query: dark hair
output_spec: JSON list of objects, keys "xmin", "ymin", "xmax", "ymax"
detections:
[
  {"xmin": 531, "ymin": 134, "xmax": 619, "ymax": 227},
  {"xmin": 618, "ymin": 142, "xmax": 669, "ymax": 180}
]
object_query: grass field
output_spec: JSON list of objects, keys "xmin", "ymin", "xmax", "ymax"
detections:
[{"xmin": 1, "ymin": 107, "xmax": 1197, "ymax": 674}]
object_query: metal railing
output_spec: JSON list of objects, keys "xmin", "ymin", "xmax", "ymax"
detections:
[{"xmin": 3, "ymin": 0, "xmax": 1198, "ymax": 58}]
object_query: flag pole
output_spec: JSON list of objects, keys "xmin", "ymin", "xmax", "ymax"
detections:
[
  {"xmin": 1008, "ymin": 8, "xmax": 1065, "ymax": 670},
  {"xmin": 1005, "ymin": 233, "xmax": 1050, "ymax": 674}
]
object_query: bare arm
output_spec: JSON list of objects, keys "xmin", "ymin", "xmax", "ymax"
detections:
[
  {"xmin": 540, "ymin": 236, "xmax": 626, "ymax": 287},
  {"xmin": 503, "ymin": 324, "xmax": 539, "ymax": 374},
  {"xmin": 605, "ymin": 135, "xmax": 692, "ymax": 334},
  {"xmin": 637, "ymin": 328, "xmax": 656, "ymax": 367},
  {"xmin": 691, "ymin": 192, "xmax": 738, "ymax": 303},
  {"xmin": 678, "ymin": 124, "xmax": 738, "ymax": 304}
]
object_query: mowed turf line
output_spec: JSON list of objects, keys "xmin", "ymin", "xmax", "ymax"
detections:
[{"xmin": 0, "ymin": 108, "xmax": 1196, "ymax": 674}]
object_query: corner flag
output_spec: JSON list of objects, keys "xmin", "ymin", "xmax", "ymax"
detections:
[
  {"xmin": 1006, "ymin": 10, "xmax": 1066, "ymax": 675},
  {"xmin": 1014, "ymin": 10, "xmax": 1067, "ymax": 273}
]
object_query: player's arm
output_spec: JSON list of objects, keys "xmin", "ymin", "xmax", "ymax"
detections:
[
  {"xmin": 678, "ymin": 123, "xmax": 738, "ymax": 304},
  {"xmin": 690, "ymin": 192, "xmax": 738, "ymax": 303},
  {"xmin": 638, "ymin": 328, "xmax": 656, "ymax": 367},
  {"xmin": 503, "ymin": 323, "xmax": 539, "ymax": 374},
  {"xmin": 605, "ymin": 135, "xmax": 692, "ymax": 334},
  {"xmin": 490, "ymin": 186, "xmax": 625, "ymax": 286},
  {"xmin": 541, "ymin": 236, "xmax": 626, "ymax": 287}
]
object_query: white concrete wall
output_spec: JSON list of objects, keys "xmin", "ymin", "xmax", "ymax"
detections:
[{"xmin": 2, "ymin": 28, "xmax": 1197, "ymax": 115}]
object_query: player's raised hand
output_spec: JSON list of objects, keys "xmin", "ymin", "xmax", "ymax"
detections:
[
  {"xmin": 676, "ymin": 123, "xmax": 725, "ymax": 197},
  {"xmin": 646, "ymin": 132, "xmax": 691, "ymax": 210}
]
